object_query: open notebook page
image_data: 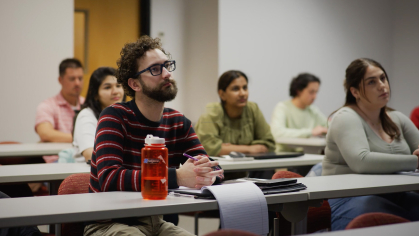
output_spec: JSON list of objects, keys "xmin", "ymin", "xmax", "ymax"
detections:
[{"xmin": 203, "ymin": 182, "xmax": 269, "ymax": 235}]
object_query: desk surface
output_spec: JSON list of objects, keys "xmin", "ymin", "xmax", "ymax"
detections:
[
  {"xmin": 275, "ymin": 137, "xmax": 326, "ymax": 147},
  {"xmin": 0, "ymin": 143, "xmax": 72, "ymax": 157},
  {"xmin": 0, "ymin": 163, "xmax": 90, "ymax": 183},
  {"xmin": 217, "ymin": 154, "xmax": 323, "ymax": 171},
  {"xmin": 0, "ymin": 190, "xmax": 308, "ymax": 228},
  {"xmin": 0, "ymin": 154, "xmax": 323, "ymax": 184},
  {"xmin": 298, "ymin": 174, "xmax": 419, "ymax": 200},
  {"xmin": 1, "ymin": 173, "xmax": 419, "ymax": 228},
  {"xmin": 308, "ymin": 221, "xmax": 419, "ymax": 236}
]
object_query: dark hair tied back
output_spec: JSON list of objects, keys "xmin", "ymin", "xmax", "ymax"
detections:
[{"xmin": 289, "ymin": 73, "xmax": 320, "ymax": 97}]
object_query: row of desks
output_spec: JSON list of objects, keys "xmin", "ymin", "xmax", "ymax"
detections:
[
  {"xmin": 0, "ymin": 138, "xmax": 326, "ymax": 158},
  {"xmin": 0, "ymin": 154, "xmax": 324, "ymax": 195},
  {"xmin": 1, "ymin": 174, "xmax": 418, "ymax": 232},
  {"xmin": 3, "ymin": 141, "xmax": 417, "ymax": 235},
  {"xmin": 0, "ymin": 143, "xmax": 72, "ymax": 157}
]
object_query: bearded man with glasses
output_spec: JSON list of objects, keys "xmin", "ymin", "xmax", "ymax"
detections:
[{"xmin": 84, "ymin": 36, "xmax": 223, "ymax": 236}]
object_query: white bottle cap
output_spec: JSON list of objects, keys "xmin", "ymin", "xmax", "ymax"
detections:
[{"xmin": 145, "ymin": 134, "xmax": 165, "ymax": 145}]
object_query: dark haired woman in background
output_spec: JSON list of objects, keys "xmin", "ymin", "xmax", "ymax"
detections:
[
  {"xmin": 323, "ymin": 58, "xmax": 419, "ymax": 230},
  {"xmin": 195, "ymin": 70, "xmax": 275, "ymax": 179},
  {"xmin": 73, "ymin": 67, "xmax": 125, "ymax": 162},
  {"xmin": 271, "ymin": 73, "xmax": 327, "ymax": 153}
]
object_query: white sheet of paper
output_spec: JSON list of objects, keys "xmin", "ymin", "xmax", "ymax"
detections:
[
  {"xmin": 398, "ymin": 169, "xmax": 419, "ymax": 176},
  {"xmin": 203, "ymin": 182, "xmax": 269, "ymax": 235}
]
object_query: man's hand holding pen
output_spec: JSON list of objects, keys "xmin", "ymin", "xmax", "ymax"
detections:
[{"xmin": 177, "ymin": 154, "xmax": 224, "ymax": 189}]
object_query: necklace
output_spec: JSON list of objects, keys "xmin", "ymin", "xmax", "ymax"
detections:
[{"xmin": 355, "ymin": 105, "xmax": 382, "ymax": 128}]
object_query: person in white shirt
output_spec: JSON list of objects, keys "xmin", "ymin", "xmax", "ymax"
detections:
[{"xmin": 73, "ymin": 67, "xmax": 125, "ymax": 162}]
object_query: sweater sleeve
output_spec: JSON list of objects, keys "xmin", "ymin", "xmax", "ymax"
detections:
[
  {"xmin": 249, "ymin": 103, "xmax": 276, "ymax": 151},
  {"xmin": 270, "ymin": 102, "xmax": 312, "ymax": 140},
  {"xmin": 91, "ymin": 107, "xmax": 141, "ymax": 192},
  {"xmin": 331, "ymin": 109, "xmax": 417, "ymax": 174},
  {"xmin": 194, "ymin": 113, "xmax": 223, "ymax": 156},
  {"xmin": 73, "ymin": 108, "xmax": 97, "ymax": 154}
]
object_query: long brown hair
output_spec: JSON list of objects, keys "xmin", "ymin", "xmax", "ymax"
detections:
[{"xmin": 336, "ymin": 58, "xmax": 400, "ymax": 139}]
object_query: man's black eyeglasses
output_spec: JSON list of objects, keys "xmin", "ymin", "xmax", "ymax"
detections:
[{"xmin": 133, "ymin": 60, "xmax": 176, "ymax": 77}]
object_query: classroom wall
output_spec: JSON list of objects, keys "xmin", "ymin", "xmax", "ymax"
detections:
[
  {"xmin": 389, "ymin": 0, "xmax": 419, "ymax": 116},
  {"xmin": 182, "ymin": 0, "xmax": 219, "ymax": 122},
  {"xmin": 151, "ymin": 0, "xmax": 219, "ymax": 122},
  {"xmin": 218, "ymin": 0, "xmax": 396, "ymax": 122},
  {"xmin": 150, "ymin": 0, "xmax": 187, "ymax": 112},
  {"xmin": 0, "ymin": 0, "xmax": 74, "ymax": 143},
  {"xmin": 1, "ymin": 1, "xmax": 417, "ymax": 143}
]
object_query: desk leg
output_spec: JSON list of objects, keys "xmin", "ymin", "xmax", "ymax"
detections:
[
  {"xmin": 268, "ymin": 204, "xmax": 283, "ymax": 236},
  {"xmin": 291, "ymin": 218, "xmax": 307, "ymax": 235},
  {"xmin": 273, "ymin": 218, "xmax": 280, "ymax": 236},
  {"xmin": 55, "ymin": 224, "xmax": 61, "ymax": 236},
  {"xmin": 49, "ymin": 180, "xmax": 63, "ymax": 195},
  {"xmin": 48, "ymin": 180, "xmax": 63, "ymax": 234},
  {"xmin": 281, "ymin": 200, "xmax": 324, "ymax": 235}
]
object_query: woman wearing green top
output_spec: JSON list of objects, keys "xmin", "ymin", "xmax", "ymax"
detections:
[
  {"xmin": 195, "ymin": 70, "xmax": 275, "ymax": 178},
  {"xmin": 324, "ymin": 58, "xmax": 419, "ymax": 230}
]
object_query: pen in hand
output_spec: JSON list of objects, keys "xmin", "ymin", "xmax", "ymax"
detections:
[{"xmin": 182, "ymin": 153, "xmax": 221, "ymax": 171}]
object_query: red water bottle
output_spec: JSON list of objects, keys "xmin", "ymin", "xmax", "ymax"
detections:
[{"xmin": 141, "ymin": 134, "xmax": 168, "ymax": 200}]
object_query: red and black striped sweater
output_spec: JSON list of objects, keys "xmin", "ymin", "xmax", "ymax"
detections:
[{"xmin": 89, "ymin": 100, "xmax": 221, "ymax": 193}]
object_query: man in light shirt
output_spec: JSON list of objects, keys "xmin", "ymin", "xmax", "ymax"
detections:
[{"xmin": 34, "ymin": 58, "xmax": 85, "ymax": 163}]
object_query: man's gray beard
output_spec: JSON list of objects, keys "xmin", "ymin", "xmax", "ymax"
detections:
[{"xmin": 139, "ymin": 78, "xmax": 178, "ymax": 102}]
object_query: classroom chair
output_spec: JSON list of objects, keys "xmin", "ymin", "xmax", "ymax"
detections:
[
  {"xmin": 203, "ymin": 229, "xmax": 259, "ymax": 236},
  {"xmin": 58, "ymin": 173, "xmax": 90, "ymax": 236},
  {"xmin": 345, "ymin": 212, "xmax": 410, "ymax": 229},
  {"xmin": 271, "ymin": 170, "xmax": 331, "ymax": 235}
]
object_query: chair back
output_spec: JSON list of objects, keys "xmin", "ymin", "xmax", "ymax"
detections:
[
  {"xmin": 272, "ymin": 170, "xmax": 303, "ymax": 179},
  {"xmin": 58, "ymin": 173, "xmax": 90, "ymax": 236},
  {"xmin": 345, "ymin": 212, "xmax": 410, "ymax": 229}
]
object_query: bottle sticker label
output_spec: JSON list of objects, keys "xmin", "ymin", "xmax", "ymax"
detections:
[{"xmin": 144, "ymin": 159, "xmax": 160, "ymax": 164}]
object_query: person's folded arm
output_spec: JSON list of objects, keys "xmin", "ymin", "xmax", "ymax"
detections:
[
  {"xmin": 36, "ymin": 122, "xmax": 72, "ymax": 143},
  {"xmin": 92, "ymin": 108, "xmax": 142, "ymax": 192},
  {"xmin": 182, "ymin": 118, "xmax": 224, "ymax": 185},
  {"xmin": 332, "ymin": 110, "xmax": 417, "ymax": 174}
]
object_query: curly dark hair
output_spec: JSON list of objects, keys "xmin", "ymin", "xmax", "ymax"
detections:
[{"xmin": 115, "ymin": 36, "xmax": 170, "ymax": 98}]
